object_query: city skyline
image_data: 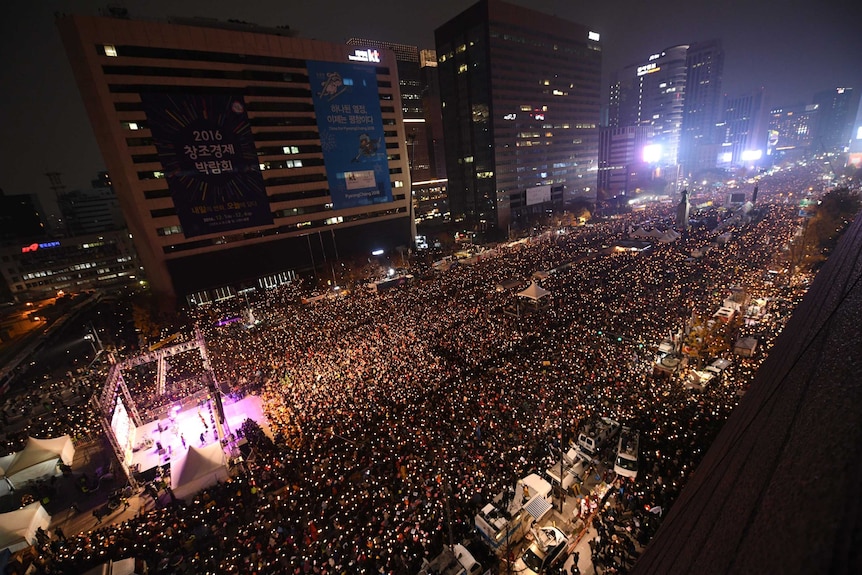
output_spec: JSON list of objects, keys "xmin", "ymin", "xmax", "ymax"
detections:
[{"xmin": 1, "ymin": 0, "xmax": 860, "ymax": 198}]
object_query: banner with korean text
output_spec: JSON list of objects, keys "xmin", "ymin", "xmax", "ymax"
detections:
[
  {"xmin": 307, "ymin": 60, "xmax": 393, "ymax": 210},
  {"xmin": 141, "ymin": 93, "xmax": 273, "ymax": 238}
]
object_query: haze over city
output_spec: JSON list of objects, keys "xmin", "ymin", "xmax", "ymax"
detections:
[{"xmin": 1, "ymin": 0, "xmax": 859, "ymax": 196}]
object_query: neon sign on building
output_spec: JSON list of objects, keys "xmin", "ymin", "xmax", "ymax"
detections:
[
  {"xmin": 21, "ymin": 241, "xmax": 60, "ymax": 253},
  {"xmin": 637, "ymin": 63, "xmax": 659, "ymax": 76},
  {"xmin": 348, "ymin": 49, "xmax": 381, "ymax": 63}
]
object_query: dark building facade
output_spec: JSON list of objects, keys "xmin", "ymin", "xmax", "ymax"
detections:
[
  {"xmin": 679, "ymin": 40, "xmax": 724, "ymax": 176},
  {"xmin": 812, "ymin": 87, "xmax": 860, "ymax": 152},
  {"xmin": 767, "ymin": 103, "xmax": 820, "ymax": 160},
  {"xmin": 59, "ymin": 14, "xmax": 412, "ymax": 303},
  {"xmin": 0, "ymin": 230, "xmax": 140, "ymax": 300},
  {"xmin": 435, "ymin": 0, "xmax": 601, "ymax": 234},
  {"xmin": 57, "ymin": 172, "xmax": 126, "ymax": 236},
  {"xmin": 717, "ymin": 88, "xmax": 766, "ymax": 168},
  {"xmin": 597, "ymin": 125, "xmax": 654, "ymax": 203}
]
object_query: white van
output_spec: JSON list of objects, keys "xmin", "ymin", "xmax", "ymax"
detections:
[
  {"xmin": 418, "ymin": 544, "xmax": 482, "ymax": 575},
  {"xmin": 82, "ymin": 558, "xmax": 148, "ymax": 575},
  {"xmin": 546, "ymin": 448, "xmax": 587, "ymax": 490}
]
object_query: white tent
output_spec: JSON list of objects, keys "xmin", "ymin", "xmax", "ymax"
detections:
[
  {"xmin": 170, "ymin": 443, "xmax": 228, "ymax": 500},
  {"xmin": 516, "ymin": 282, "xmax": 551, "ymax": 301},
  {"xmin": 0, "ymin": 453, "xmax": 15, "ymax": 477},
  {"xmin": 1, "ymin": 436, "xmax": 75, "ymax": 486},
  {"xmin": 657, "ymin": 230, "xmax": 681, "ymax": 243},
  {"xmin": 0, "ymin": 502, "xmax": 51, "ymax": 553}
]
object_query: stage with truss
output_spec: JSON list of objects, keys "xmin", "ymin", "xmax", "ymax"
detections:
[{"xmin": 98, "ymin": 328, "xmax": 268, "ymax": 486}]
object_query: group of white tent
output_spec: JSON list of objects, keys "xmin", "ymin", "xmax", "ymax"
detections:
[
  {"xmin": 0, "ymin": 436, "xmax": 74, "ymax": 553},
  {"xmin": 0, "ymin": 436, "xmax": 75, "ymax": 491},
  {"xmin": 0, "ymin": 435, "xmax": 228, "ymax": 553},
  {"xmin": 630, "ymin": 227, "xmax": 681, "ymax": 243}
]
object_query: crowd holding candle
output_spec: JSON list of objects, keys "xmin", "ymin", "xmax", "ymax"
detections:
[{"xmin": 0, "ymin": 164, "xmax": 836, "ymax": 574}]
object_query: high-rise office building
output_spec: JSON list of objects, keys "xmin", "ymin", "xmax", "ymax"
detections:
[
  {"xmin": 679, "ymin": 40, "xmax": 724, "ymax": 175},
  {"xmin": 717, "ymin": 88, "xmax": 766, "ymax": 168},
  {"xmin": 767, "ymin": 104, "xmax": 820, "ymax": 159},
  {"xmin": 435, "ymin": 0, "xmax": 601, "ymax": 234},
  {"xmin": 413, "ymin": 50, "xmax": 449, "ymax": 227},
  {"xmin": 597, "ymin": 126, "xmax": 654, "ymax": 203},
  {"xmin": 419, "ymin": 50, "xmax": 447, "ymax": 183},
  {"xmin": 848, "ymin": 96, "xmax": 862, "ymax": 169},
  {"xmin": 0, "ymin": 230, "xmax": 140, "ymax": 300},
  {"xmin": 812, "ymin": 87, "xmax": 860, "ymax": 152},
  {"xmin": 58, "ymin": 173, "xmax": 126, "ymax": 236},
  {"xmin": 345, "ymin": 40, "xmax": 448, "ymax": 227},
  {"xmin": 59, "ymin": 14, "xmax": 412, "ymax": 303},
  {"xmin": 608, "ymin": 41, "xmax": 723, "ymax": 183},
  {"xmin": 610, "ymin": 46, "xmax": 689, "ymax": 171}
]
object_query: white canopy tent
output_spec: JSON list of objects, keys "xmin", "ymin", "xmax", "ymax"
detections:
[
  {"xmin": 170, "ymin": 443, "xmax": 228, "ymax": 500},
  {"xmin": 631, "ymin": 227, "xmax": 680, "ymax": 243},
  {"xmin": 0, "ymin": 454, "xmax": 15, "ymax": 477},
  {"xmin": 0, "ymin": 502, "xmax": 51, "ymax": 553},
  {"xmin": 516, "ymin": 282, "xmax": 552, "ymax": 301},
  {"xmin": 0, "ymin": 436, "xmax": 75, "ymax": 488}
]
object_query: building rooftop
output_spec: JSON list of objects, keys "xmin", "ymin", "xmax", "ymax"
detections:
[{"xmin": 633, "ymin": 211, "xmax": 862, "ymax": 574}]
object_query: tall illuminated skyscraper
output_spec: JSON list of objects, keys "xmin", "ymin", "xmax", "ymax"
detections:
[
  {"xmin": 813, "ymin": 87, "xmax": 860, "ymax": 152},
  {"xmin": 716, "ymin": 88, "xmax": 767, "ymax": 168},
  {"xmin": 679, "ymin": 40, "xmax": 724, "ymax": 175},
  {"xmin": 610, "ymin": 46, "xmax": 689, "ymax": 171},
  {"xmin": 608, "ymin": 40, "xmax": 723, "ymax": 184},
  {"xmin": 767, "ymin": 104, "xmax": 819, "ymax": 159},
  {"xmin": 435, "ymin": 0, "xmax": 601, "ymax": 234}
]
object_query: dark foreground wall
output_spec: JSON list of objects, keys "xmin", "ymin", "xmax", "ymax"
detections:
[{"xmin": 634, "ymin": 212, "xmax": 862, "ymax": 575}]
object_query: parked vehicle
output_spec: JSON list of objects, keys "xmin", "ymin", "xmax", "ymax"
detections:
[
  {"xmin": 613, "ymin": 426, "xmax": 640, "ymax": 479},
  {"xmin": 546, "ymin": 447, "xmax": 587, "ymax": 491},
  {"xmin": 475, "ymin": 473, "xmax": 553, "ymax": 555},
  {"xmin": 575, "ymin": 417, "xmax": 620, "ymax": 461},
  {"xmin": 513, "ymin": 525, "xmax": 569, "ymax": 575},
  {"xmin": 418, "ymin": 544, "xmax": 482, "ymax": 575}
]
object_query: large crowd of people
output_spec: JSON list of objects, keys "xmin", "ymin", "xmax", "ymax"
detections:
[{"xmin": 2, "ymin": 169, "xmax": 833, "ymax": 574}]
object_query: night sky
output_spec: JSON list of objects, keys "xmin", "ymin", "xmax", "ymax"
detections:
[{"xmin": 1, "ymin": 0, "xmax": 859, "ymax": 203}]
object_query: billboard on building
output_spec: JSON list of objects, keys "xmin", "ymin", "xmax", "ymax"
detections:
[
  {"xmin": 527, "ymin": 185, "xmax": 552, "ymax": 206},
  {"xmin": 141, "ymin": 93, "xmax": 273, "ymax": 238},
  {"xmin": 307, "ymin": 60, "xmax": 393, "ymax": 210}
]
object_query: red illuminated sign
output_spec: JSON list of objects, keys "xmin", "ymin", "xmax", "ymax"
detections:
[{"xmin": 21, "ymin": 241, "xmax": 60, "ymax": 253}]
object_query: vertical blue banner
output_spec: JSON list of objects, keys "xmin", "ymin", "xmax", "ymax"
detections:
[
  {"xmin": 307, "ymin": 60, "xmax": 393, "ymax": 210},
  {"xmin": 141, "ymin": 93, "xmax": 273, "ymax": 238}
]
